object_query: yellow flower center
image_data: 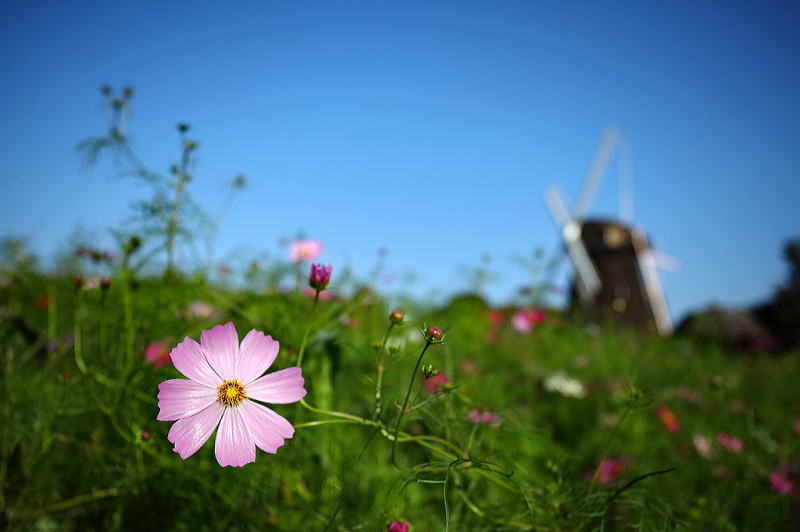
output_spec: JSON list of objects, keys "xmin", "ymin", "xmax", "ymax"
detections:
[{"xmin": 217, "ymin": 379, "xmax": 246, "ymax": 407}]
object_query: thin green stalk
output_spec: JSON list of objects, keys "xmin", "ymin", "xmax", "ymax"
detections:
[
  {"xmin": 73, "ymin": 292, "xmax": 87, "ymax": 375},
  {"xmin": 391, "ymin": 341, "xmax": 432, "ymax": 470},
  {"xmin": 374, "ymin": 322, "xmax": 396, "ymax": 420},
  {"xmin": 295, "ymin": 290, "xmax": 320, "ymax": 369}
]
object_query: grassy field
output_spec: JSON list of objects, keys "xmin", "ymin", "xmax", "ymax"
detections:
[{"xmin": 1, "ymin": 257, "xmax": 798, "ymax": 530}]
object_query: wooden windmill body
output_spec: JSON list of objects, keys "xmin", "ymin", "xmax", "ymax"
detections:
[{"xmin": 545, "ymin": 129, "xmax": 674, "ymax": 335}]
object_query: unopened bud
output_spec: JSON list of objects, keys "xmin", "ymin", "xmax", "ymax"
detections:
[
  {"xmin": 122, "ymin": 86, "xmax": 134, "ymax": 98},
  {"xmin": 422, "ymin": 364, "xmax": 439, "ymax": 378},
  {"xmin": 389, "ymin": 310, "xmax": 405, "ymax": 324},
  {"xmin": 100, "ymin": 84, "xmax": 113, "ymax": 96},
  {"xmin": 309, "ymin": 263, "xmax": 332, "ymax": 291},
  {"xmin": 177, "ymin": 123, "xmax": 190, "ymax": 133},
  {"xmin": 100, "ymin": 277, "xmax": 111, "ymax": 291},
  {"xmin": 71, "ymin": 275, "xmax": 84, "ymax": 290},
  {"xmin": 425, "ymin": 325, "xmax": 444, "ymax": 343},
  {"xmin": 141, "ymin": 430, "xmax": 151, "ymax": 441},
  {"xmin": 388, "ymin": 344, "xmax": 401, "ymax": 354}
]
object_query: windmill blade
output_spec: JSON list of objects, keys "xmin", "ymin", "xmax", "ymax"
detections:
[
  {"xmin": 651, "ymin": 250, "xmax": 680, "ymax": 272},
  {"xmin": 565, "ymin": 232, "xmax": 602, "ymax": 303},
  {"xmin": 545, "ymin": 187, "xmax": 602, "ymax": 302},
  {"xmin": 545, "ymin": 186, "xmax": 571, "ymax": 229},
  {"xmin": 572, "ymin": 127, "xmax": 620, "ymax": 220},
  {"xmin": 632, "ymin": 230, "xmax": 673, "ymax": 336}
]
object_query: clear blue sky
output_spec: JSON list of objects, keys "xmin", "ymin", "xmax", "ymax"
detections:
[{"xmin": 1, "ymin": 1, "xmax": 798, "ymax": 320}]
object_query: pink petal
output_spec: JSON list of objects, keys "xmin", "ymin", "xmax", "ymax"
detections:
[
  {"xmin": 237, "ymin": 329, "xmax": 280, "ymax": 385},
  {"xmin": 200, "ymin": 322, "xmax": 239, "ymax": 380},
  {"xmin": 157, "ymin": 379, "xmax": 218, "ymax": 421},
  {"xmin": 167, "ymin": 402, "xmax": 224, "ymax": 459},
  {"xmin": 169, "ymin": 337, "xmax": 222, "ymax": 388},
  {"xmin": 239, "ymin": 399, "xmax": 295, "ymax": 453},
  {"xmin": 214, "ymin": 406, "xmax": 256, "ymax": 467},
  {"xmin": 247, "ymin": 367, "xmax": 307, "ymax": 404}
]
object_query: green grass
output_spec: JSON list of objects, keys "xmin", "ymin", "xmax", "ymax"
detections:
[{"xmin": 1, "ymin": 271, "xmax": 798, "ymax": 531}]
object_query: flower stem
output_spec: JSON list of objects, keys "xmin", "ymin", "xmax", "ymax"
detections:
[
  {"xmin": 295, "ymin": 290, "xmax": 320, "ymax": 369},
  {"xmin": 391, "ymin": 340, "xmax": 432, "ymax": 470},
  {"xmin": 374, "ymin": 322, "xmax": 396, "ymax": 421}
]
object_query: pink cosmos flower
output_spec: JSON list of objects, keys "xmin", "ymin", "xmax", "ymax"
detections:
[
  {"xmin": 156, "ymin": 323, "xmax": 307, "ymax": 467},
  {"xmin": 511, "ymin": 309, "xmax": 546, "ymax": 333},
  {"xmin": 422, "ymin": 372, "xmax": 449, "ymax": 393},
  {"xmin": 718, "ymin": 432, "xmax": 744, "ymax": 454},
  {"xmin": 467, "ymin": 408, "xmax": 502, "ymax": 425},
  {"xmin": 769, "ymin": 465, "xmax": 797, "ymax": 495},
  {"xmin": 656, "ymin": 405, "xmax": 680, "ymax": 434},
  {"xmin": 387, "ymin": 522, "xmax": 410, "ymax": 532},
  {"xmin": 145, "ymin": 339, "xmax": 174, "ymax": 368},
  {"xmin": 590, "ymin": 457, "xmax": 633, "ymax": 484},
  {"xmin": 289, "ymin": 239, "xmax": 323, "ymax": 263}
]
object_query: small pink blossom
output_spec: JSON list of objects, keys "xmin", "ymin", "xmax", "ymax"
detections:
[
  {"xmin": 156, "ymin": 323, "xmax": 307, "ymax": 467},
  {"xmin": 187, "ymin": 301, "xmax": 215, "ymax": 321},
  {"xmin": 423, "ymin": 372, "xmax": 449, "ymax": 393},
  {"xmin": 590, "ymin": 457, "xmax": 633, "ymax": 484},
  {"xmin": 145, "ymin": 339, "xmax": 174, "ymax": 368},
  {"xmin": 717, "ymin": 432, "xmax": 744, "ymax": 454},
  {"xmin": 769, "ymin": 465, "xmax": 797, "ymax": 495},
  {"xmin": 511, "ymin": 309, "xmax": 546, "ymax": 333},
  {"xmin": 289, "ymin": 239, "xmax": 323, "ymax": 263},
  {"xmin": 467, "ymin": 408, "xmax": 502, "ymax": 425},
  {"xmin": 387, "ymin": 521, "xmax": 410, "ymax": 532}
]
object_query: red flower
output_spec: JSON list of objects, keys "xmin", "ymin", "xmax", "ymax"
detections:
[{"xmin": 656, "ymin": 406, "xmax": 680, "ymax": 434}]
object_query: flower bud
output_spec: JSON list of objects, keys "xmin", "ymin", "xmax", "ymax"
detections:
[
  {"xmin": 388, "ymin": 344, "xmax": 401, "ymax": 354},
  {"xmin": 309, "ymin": 263, "xmax": 332, "ymax": 291},
  {"xmin": 421, "ymin": 364, "xmax": 439, "ymax": 378},
  {"xmin": 100, "ymin": 277, "xmax": 112, "ymax": 291},
  {"xmin": 389, "ymin": 310, "xmax": 405, "ymax": 324},
  {"xmin": 71, "ymin": 275, "xmax": 84, "ymax": 290},
  {"xmin": 141, "ymin": 430, "xmax": 151, "ymax": 441},
  {"xmin": 424, "ymin": 325, "xmax": 444, "ymax": 343}
]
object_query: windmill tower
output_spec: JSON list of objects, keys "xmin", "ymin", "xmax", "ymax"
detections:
[{"xmin": 545, "ymin": 128, "xmax": 675, "ymax": 336}]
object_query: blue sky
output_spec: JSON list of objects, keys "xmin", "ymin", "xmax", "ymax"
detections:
[{"xmin": 1, "ymin": 1, "xmax": 798, "ymax": 319}]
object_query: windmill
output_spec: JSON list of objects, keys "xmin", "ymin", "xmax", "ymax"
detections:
[{"xmin": 545, "ymin": 128, "xmax": 675, "ymax": 336}]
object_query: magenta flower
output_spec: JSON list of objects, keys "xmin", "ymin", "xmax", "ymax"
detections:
[
  {"xmin": 422, "ymin": 372, "xmax": 449, "ymax": 393},
  {"xmin": 467, "ymin": 408, "xmax": 502, "ymax": 425},
  {"xmin": 593, "ymin": 457, "xmax": 633, "ymax": 484},
  {"xmin": 145, "ymin": 338, "xmax": 174, "ymax": 368},
  {"xmin": 289, "ymin": 239, "xmax": 323, "ymax": 263},
  {"xmin": 511, "ymin": 309, "xmax": 546, "ymax": 333},
  {"xmin": 769, "ymin": 465, "xmax": 797, "ymax": 495},
  {"xmin": 387, "ymin": 521, "xmax": 410, "ymax": 532},
  {"xmin": 718, "ymin": 432, "xmax": 744, "ymax": 454},
  {"xmin": 309, "ymin": 263, "xmax": 333, "ymax": 291},
  {"xmin": 156, "ymin": 323, "xmax": 307, "ymax": 467}
]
